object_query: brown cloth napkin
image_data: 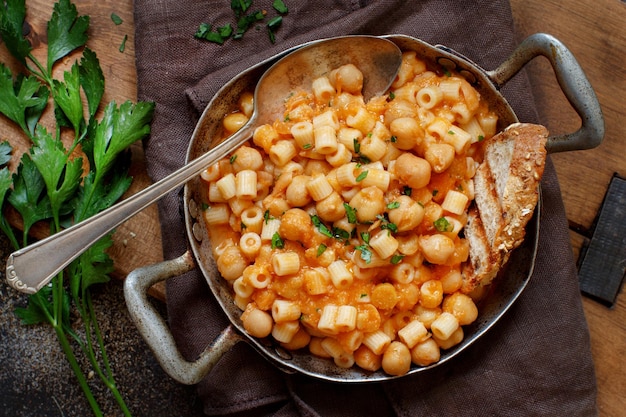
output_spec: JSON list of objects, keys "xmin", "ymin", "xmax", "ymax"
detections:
[{"xmin": 133, "ymin": 1, "xmax": 598, "ymax": 415}]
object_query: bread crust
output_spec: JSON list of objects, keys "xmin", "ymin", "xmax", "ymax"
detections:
[{"xmin": 462, "ymin": 123, "xmax": 548, "ymax": 293}]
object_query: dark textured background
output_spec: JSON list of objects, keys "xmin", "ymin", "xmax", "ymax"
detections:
[{"xmin": 0, "ymin": 233, "xmax": 204, "ymax": 417}]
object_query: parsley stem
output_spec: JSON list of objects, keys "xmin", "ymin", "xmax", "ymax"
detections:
[
  {"xmin": 27, "ymin": 53, "xmax": 53, "ymax": 86},
  {"xmin": 80, "ymin": 291, "xmax": 132, "ymax": 416}
]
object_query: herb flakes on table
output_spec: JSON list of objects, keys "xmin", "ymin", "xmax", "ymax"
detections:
[{"xmin": 195, "ymin": 0, "xmax": 289, "ymax": 45}]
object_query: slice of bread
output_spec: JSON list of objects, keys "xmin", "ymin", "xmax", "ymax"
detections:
[{"xmin": 462, "ymin": 123, "xmax": 548, "ymax": 293}]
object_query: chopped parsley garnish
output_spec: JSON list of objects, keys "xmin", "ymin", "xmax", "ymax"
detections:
[
  {"xmin": 360, "ymin": 231, "xmax": 370, "ymax": 244},
  {"xmin": 332, "ymin": 227, "xmax": 351, "ymax": 241},
  {"xmin": 311, "ymin": 215, "xmax": 333, "ymax": 238},
  {"xmin": 264, "ymin": 209, "xmax": 272, "ymax": 224},
  {"xmin": 478, "ymin": 135, "xmax": 485, "ymax": 142},
  {"xmin": 119, "ymin": 34, "xmax": 127, "ymax": 52},
  {"xmin": 302, "ymin": 143, "xmax": 312, "ymax": 149},
  {"xmin": 355, "ymin": 244, "xmax": 372, "ymax": 264},
  {"xmin": 355, "ymin": 170, "xmax": 368, "ymax": 182},
  {"xmin": 230, "ymin": 154, "xmax": 237, "ymax": 164},
  {"xmin": 271, "ymin": 232, "xmax": 285, "ymax": 249},
  {"xmin": 434, "ymin": 217, "xmax": 453, "ymax": 232},
  {"xmin": 194, "ymin": 23, "xmax": 234, "ymax": 44},
  {"xmin": 377, "ymin": 214, "xmax": 398, "ymax": 233},
  {"xmin": 344, "ymin": 203, "xmax": 357, "ymax": 224},
  {"xmin": 448, "ymin": 130, "xmax": 455, "ymax": 135},
  {"xmin": 390, "ymin": 135, "xmax": 397, "ymax": 143},
  {"xmin": 432, "ymin": 189, "xmax": 439, "ymax": 197},
  {"xmin": 391, "ymin": 254, "xmax": 405, "ymax": 264},
  {"xmin": 353, "ymin": 138, "xmax": 361, "ymax": 154},
  {"xmin": 196, "ymin": 1, "xmax": 287, "ymax": 45},
  {"xmin": 388, "ymin": 91, "xmax": 395, "ymax": 100},
  {"xmin": 387, "ymin": 201, "xmax": 400, "ymax": 210},
  {"xmin": 402, "ymin": 186, "xmax": 412, "ymax": 196},
  {"xmin": 316, "ymin": 243, "xmax": 327, "ymax": 257},
  {"xmin": 272, "ymin": 0, "xmax": 289, "ymax": 13},
  {"xmin": 266, "ymin": 16, "xmax": 282, "ymax": 43},
  {"xmin": 110, "ymin": 13, "xmax": 123, "ymax": 25}
]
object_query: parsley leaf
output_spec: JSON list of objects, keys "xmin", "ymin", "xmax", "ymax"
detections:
[
  {"xmin": 14, "ymin": 285, "xmax": 56, "ymax": 325},
  {"xmin": 91, "ymin": 100, "xmax": 155, "ymax": 183},
  {"xmin": 387, "ymin": 201, "xmax": 400, "ymax": 210},
  {"xmin": 52, "ymin": 63, "xmax": 84, "ymax": 134},
  {"xmin": 78, "ymin": 48, "xmax": 105, "ymax": 120},
  {"xmin": 69, "ymin": 236, "xmax": 114, "ymax": 301},
  {"xmin": 0, "ymin": 64, "xmax": 49, "ymax": 136},
  {"xmin": 0, "ymin": 0, "xmax": 32, "ymax": 64},
  {"xmin": 0, "ymin": 141, "xmax": 13, "ymax": 166},
  {"xmin": 29, "ymin": 126, "xmax": 83, "ymax": 219},
  {"xmin": 47, "ymin": 0, "xmax": 90, "ymax": 73},
  {"xmin": 6, "ymin": 154, "xmax": 54, "ymax": 240}
]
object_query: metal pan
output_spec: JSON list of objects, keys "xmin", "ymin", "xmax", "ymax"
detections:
[{"xmin": 124, "ymin": 33, "xmax": 603, "ymax": 385}]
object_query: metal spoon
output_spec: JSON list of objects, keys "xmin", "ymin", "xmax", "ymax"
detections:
[{"xmin": 6, "ymin": 35, "xmax": 402, "ymax": 294}]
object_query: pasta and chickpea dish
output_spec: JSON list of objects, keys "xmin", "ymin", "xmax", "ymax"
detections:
[{"xmin": 200, "ymin": 50, "xmax": 501, "ymax": 376}]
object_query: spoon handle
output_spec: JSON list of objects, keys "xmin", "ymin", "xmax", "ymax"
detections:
[{"xmin": 6, "ymin": 127, "xmax": 252, "ymax": 294}]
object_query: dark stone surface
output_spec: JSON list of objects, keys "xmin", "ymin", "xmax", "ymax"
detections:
[{"xmin": 0, "ymin": 233, "xmax": 205, "ymax": 417}]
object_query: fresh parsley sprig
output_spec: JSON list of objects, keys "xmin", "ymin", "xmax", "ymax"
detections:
[{"xmin": 0, "ymin": 1, "xmax": 154, "ymax": 416}]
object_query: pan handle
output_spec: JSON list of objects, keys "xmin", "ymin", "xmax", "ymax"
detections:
[
  {"xmin": 124, "ymin": 251, "xmax": 243, "ymax": 385},
  {"xmin": 486, "ymin": 33, "xmax": 604, "ymax": 153}
]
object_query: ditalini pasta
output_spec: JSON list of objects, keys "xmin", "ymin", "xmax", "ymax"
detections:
[{"xmin": 201, "ymin": 50, "xmax": 499, "ymax": 376}]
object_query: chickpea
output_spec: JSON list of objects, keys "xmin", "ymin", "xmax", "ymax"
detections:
[
  {"xmin": 329, "ymin": 64, "xmax": 363, "ymax": 94},
  {"xmin": 354, "ymin": 345, "xmax": 382, "ymax": 372},
  {"xmin": 424, "ymin": 143, "xmax": 455, "ymax": 173},
  {"xmin": 241, "ymin": 307, "xmax": 273, "ymax": 338},
  {"xmin": 390, "ymin": 117, "xmax": 425, "ymax": 150},
  {"xmin": 349, "ymin": 186, "xmax": 385, "ymax": 223},
  {"xmin": 316, "ymin": 191, "xmax": 346, "ymax": 222},
  {"xmin": 419, "ymin": 234, "xmax": 455, "ymax": 264},
  {"xmin": 231, "ymin": 145, "xmax": 263, "ymax": 172},
  {"xmin": 217, "ymin": 246, "xmax": 248, "ymax": 281},
  {"xmin": 395, "ymin": 153, "xmax": 431, "ymax": 189},
  {"xmin": 223, "ymin": 112, "xmax": 249, "ymax": 134},
  {"xmin": 382, "ymin": 341, "xmax": 412, "ymax": 376},
  {"xmin": 279, "ymin": 208, "xmax": 313, "ymax": 243},
  {"xmin": 388, "ymin": 195, "xmax": 425, "ymax": 232},
  {"xmin": 285, "ymin": 175, "xmax": 312, "ymax": 207},
  {"xmin": 443, "ymin": 292, "xmax": 478, "ymax": 325}
]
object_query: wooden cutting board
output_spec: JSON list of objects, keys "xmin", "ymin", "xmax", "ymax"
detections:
[{"xmin": 0, "ymin": 1, "xmax": 165, "ymax": 299}]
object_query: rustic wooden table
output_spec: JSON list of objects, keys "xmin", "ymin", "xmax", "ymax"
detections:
[{"xmin": 1, "ymin": 1, "xmax": 624, "ymax": 416}]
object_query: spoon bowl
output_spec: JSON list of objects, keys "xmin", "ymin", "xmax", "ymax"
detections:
[{"xmin": 6, "ymin": 35, "xmax": 402, "ymax": 294}]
